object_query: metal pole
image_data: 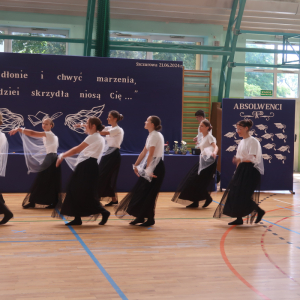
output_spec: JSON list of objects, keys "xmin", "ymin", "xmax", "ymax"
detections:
[
  {"xmin": 217, "ymin": 0, "xmax": 239, "ymax": 102},
  {"xmin": 83, "ymin": 0, "xmax": 96, "ymax": 56},
  {"xmin": 224, "ymin": 0, "xmax": 247, "ymax": 99}
]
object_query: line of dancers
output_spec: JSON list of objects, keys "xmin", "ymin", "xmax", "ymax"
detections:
[{"xmin": 0, "ymin": 109, "xmax": 265, "ymax": 226}]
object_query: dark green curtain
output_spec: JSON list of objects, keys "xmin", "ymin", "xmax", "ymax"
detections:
[{"xmin": 95, "ymin": 0, "xmax": 110, "ymax": 57}]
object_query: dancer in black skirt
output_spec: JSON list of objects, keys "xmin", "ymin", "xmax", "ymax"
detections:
[
  {"xmin": 214, "ymin": 119, "xmax": 265, "ymax": 225},
  {"xmin": 98, "ymin": 110, "xmax": 124, "ymax": 206},
  {"xmin": 193, "ymin": 109, "xmax": 206, "ymax": 149},
  {"xmin": 172, "ymin": 120, "xmax": 218, "ymax": 208},
  {"xmin": 115, "ymin": 116, "xmax": 165, "ymax": 227},
  {"xmin": 0, "ymin": 113, "xmax": 13, "ymax": 224},
  {"xmin": 9, "ymin": 118, "xmax": 61, "ymax": 209},
  {"xmin": 53, "ymin": 117, "xmax": 110, "ymax": 226}
]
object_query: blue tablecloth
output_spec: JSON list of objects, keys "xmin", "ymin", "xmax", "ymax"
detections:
[{"xmin": 1, "ymin": 153, "xmax": 216, "ymax": 193}]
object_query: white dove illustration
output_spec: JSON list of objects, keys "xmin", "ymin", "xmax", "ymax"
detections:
[
  {"xmin": 274, "ymin": 123, "xmax": 286, "ymax": 133},
  {"xmin": 226, "ymin": 145, "xmax": 237, "ymax": 152},
  {"xmin": 274, "ymin": 154, "xmax": 286, "ymax": 164},
  {"xmin": 263, "ymin": 143, "xmax": 276, "ymax": 151},
  {"xmin": 255, "ymin": 124, "xmax": 268, "ymax": 133},
  {"xmin": 261, "ymin": 133, "xmax": 274, "ymax": 141},
  {"xmin": 277, "ymin": 145, "xmax": 290, "ymax": 153},
  {"xmin": 262, "ymin": 154, "xmax": 272, "ymax": 163},
  {"xmin": 0, "ymin": 108, "xmax": 24, "ymax": 132},
  {"xmin": 275, "ymin": 133, "xmax": 287, "ymax": 143}
]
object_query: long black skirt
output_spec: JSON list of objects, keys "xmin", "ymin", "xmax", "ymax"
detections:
[
  {"xmin": 0, "ymin": 192, "xmax": 12, "ymax": 216},
  {"xmin": 213, "ymin": 162, "xmax": 261, "ymax": 224},
  {"xmin": 115, "ymin": 159, "xmax": 165, "ymax": 220},
  {"xmin": 171, "ymin": 161, "xmax": 217, "ymax": 206},
  {"xmin": 52, "ymin": 158, "xmax": 107, "ymax": 221},
  {"xmin": 23, "ymin": 153, "xmax": 62, "ymax": 208},
  {"xmin": 98, "ymin": 148, "xmax": 121, "ymax": 202}
]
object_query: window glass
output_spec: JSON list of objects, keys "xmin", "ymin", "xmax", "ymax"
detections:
[
  {"xmin": 245, "ymin": 72, "xmax": 274, "ymax": 97},
  {"xmin": 110, "ymin": 37, "xmax": 147, "ymax": 59},
  {"xmin": 245, "ymin": 43, "xmax": 275, "ymax": 69},
  {"xmin": 277, "ymin": 73, "xmax": 298, "ymax": 98}
]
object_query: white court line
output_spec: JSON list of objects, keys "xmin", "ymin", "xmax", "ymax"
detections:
[{"xmin": 272, "ymin": 198, "xmax": 298, "ymax": 205}]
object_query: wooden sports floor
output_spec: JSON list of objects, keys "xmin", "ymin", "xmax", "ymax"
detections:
[{"xmin": 1, "ymin": 177, "xmax": 300, "ymax": 300}]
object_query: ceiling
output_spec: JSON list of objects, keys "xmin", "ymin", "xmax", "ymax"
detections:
[{"xmin": 1, "ymin": 0, "xmax": 300, "ymax": 33}]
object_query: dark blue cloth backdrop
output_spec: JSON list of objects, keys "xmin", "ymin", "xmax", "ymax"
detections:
[
  {"xmin": 221, "ymin": 98, "xmax": 295, "ymax": 191},
  {"xmin": 0, "ymin": 53, "xmax": 183, "ymax": 153}
]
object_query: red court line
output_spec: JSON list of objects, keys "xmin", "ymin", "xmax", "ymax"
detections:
[
  {"xmin": 261, "ymin": 213, "xmax": 300, "ymax": 285},
  {"xmin": 220, "ymin": 205, "xmax": 293, "ymax": 300}
]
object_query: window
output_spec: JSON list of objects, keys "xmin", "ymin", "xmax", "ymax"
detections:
[
  {"xmin": 0, "ymin": 30, "xmax": 4, "ymax": 52},
  {"xmin": 245, "ymin": 42, "xmax": 299, "ymax": 99},
  {"xmin": 109, "ymin": 33, "xmax": 203, "ymax": 70},
  {"xmin": 110, "ymin": 37, "xmax": 147, "ymax": 59},
  {"xmin": 0, "ymin": 27, "xmax": 68, "ymax": 55}
]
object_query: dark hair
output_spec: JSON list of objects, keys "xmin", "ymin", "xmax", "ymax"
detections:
[
  {"xmin": 43, "ymin": 117, "xmax": 54, "ymax": 128},
  {"xmin": 88, "ymin": 117, "xmax": 105, "ymax": 132},
  {"xmin": 201, "ymin": 119, "xmax": 212, "ymax": 131},
  {"xmin": 109, "ymin": 110, "xmax": 124, "ymax": 122},
  {"xmin": 195, "ymin": 110, "xmax": 205, "ymax": 118},
  {"xmin": 236, "ymin": 119, "xmax": 253, "ymax": 130},
  {"xmin": 0, "ymin": 113, "xmax": 2, "ymax": 126},
  {"xmin": 150, "ymin": 116, "xmax": 162, "ymax": 131}
]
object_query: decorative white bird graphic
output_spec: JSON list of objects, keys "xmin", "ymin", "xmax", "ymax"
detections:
[
  {"xmin": 263, "ymin": 143, "xmax": 276, "ymax": 151},
  {"xmin": 254, "ymin": 137, "xmax": 262, "ymax": 142},
  {"xmin": 65, "ymin": 105, "xmax": 105, "ymax": 134},
  {"xmin": 224, "ymin": 132, "xmax": 236, "ymax": 139},
  {"xmin": 274, "ymin": 154, "xmax": 286, "ymax": 164},
  {"xmin": 261, "ymin": 133, "xmax": 274, "ymax": 141},
  {"xmin": 226, "ymin": 145, "xmax": 237, "ymax": 152},
  {"xmin": 235, "ymin": 139, "xmax": 242, "ymax": 144},
  {"xmin": 255, "ymin": 124, "xmax": 268, "ymax": 133},
  {"xmin": 0, "ymin": 108, "xmax": 24, "ymax": 132},
  {"xmin": 249, "ymin": 129, "xmax": 258, "ymax": 136},
  {"xmin": 28, "ymin": 111, "xmax": 63, "ymax": 126},
  {"xmin": 262, "ymin": 154, "xmax": 272, "ymax": 163},
  {"xmin": 277, "ymin": 145, "xmax": 290, "ymax": 153},
  {"xmin": 274, "ymin": 123, "xmax": 286, "ymax": 133},
  {"xmin": 275, "ymin": 133, "xmax": 287, "ymax": 143}
]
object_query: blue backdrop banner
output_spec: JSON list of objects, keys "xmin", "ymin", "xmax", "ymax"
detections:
[
  {"xmin": 0, "ymin": 53, "xmax": 183, "ymax": 153},
  {"xmin": 221, "ymin": 98, "xmax": 295, "ymax": 191}
]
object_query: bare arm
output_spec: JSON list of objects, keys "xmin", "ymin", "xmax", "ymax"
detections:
[
  {"xmin": 211, "ymin": 142, "xmax": 218, "ymax": 159},
  {"xmin": 56, "ymin": 142, "xmax": 88, "ymax": 167},
  {"xmin": 132, "ymin": 147, "xmax": 148, "ymax": 177},
  {"xmin": 9, "ymin": 128, "xmax": 46, "ymax": 138}
]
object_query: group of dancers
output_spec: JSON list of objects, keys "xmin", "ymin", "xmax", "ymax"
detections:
[{"xmin": 0, "ymin": 109, "xmax": 265, "ymax": 227}]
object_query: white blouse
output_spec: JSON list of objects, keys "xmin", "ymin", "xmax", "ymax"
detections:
[
  {"xmin": 82, "ymin": 132, "xmax": 105, "ymax": 159},
  {"xmin": 43, "ymin": 131, "xmax": 58, "ymax": 154},
  {"xmin": 236, "ymin": 136, "xmax": 264, "ymax": 175},
  {"xmin": 199, "ymin": 134, "xmax": 216, "ymax": 153},
  {"xmin": 145, "ymin": 130, "xmax": 164, "ymax": 157},
  {"xmin": 104, "ymin": 125, "xmax": 124, "ymax": 148}
]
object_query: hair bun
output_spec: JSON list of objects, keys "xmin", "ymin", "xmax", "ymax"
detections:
[
  {"xmin": 119, "ymin": 114, "xmax": 124, "ymax": 121},
  {"xmin": 155, "ymin": 125, "xmax": 162, "ymax": 131}
]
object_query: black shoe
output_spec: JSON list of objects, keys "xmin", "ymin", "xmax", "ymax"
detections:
[
  {"xmin": 65, "ymin": 217, "xmax": 82, "ymax": 226},
  {"xmin": 255, "ymin": 209, "xmax": 265, "ymax": 224},
  {"xmin": 129, "ymin": 218, "xmax": 145, "ymax": 225},
  {"xmin": 139, "ymin": 219, "xmax": 155, "ymax": 227},
  {"xmin": 0, "ymin": 212, "xmax": 13, "ymax": 225},
  {"xmin": 186, "ymin": 202, "xmax": 199, "ymax": 208},
  {"xmin": 23, "ymin": 203, "xmax": 35, "ymax": 209},
  {"xmin": 105, "ymin": 200, "xmax": 118, "ymax": 207},
  {"xmin": 228, "ymin": 218, "xmax": 243, "ymax": 225},
  {"xmin": 99, "ymin": 211, "xmax": 110, "ymax": 225},
  {"xmin": 202, "ymin": 197, "xmax": 213, "ymax": 208}
]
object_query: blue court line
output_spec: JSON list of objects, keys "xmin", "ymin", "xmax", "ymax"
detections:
[
  {"xmin": 0, "ymin": 239, "xmax": 77, "ymax": 243},
  {"xmin": 61, "ymin": 216, "xmax": 128, "ymax": 300},
  {"xmin": 276, "ymin": 205, "xmax": 300, "ymax": 214},
  {"xmin": 262, "ymin": 219, "xmax": 300, "ymax": 236}
]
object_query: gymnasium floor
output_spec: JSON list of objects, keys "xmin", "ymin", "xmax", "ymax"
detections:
[{"xmin": 1, "ymin": 177, "xmax": 300, "ymax": 300}]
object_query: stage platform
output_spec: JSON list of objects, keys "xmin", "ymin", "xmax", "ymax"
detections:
[{"xmin": 3, "ymin": 153, "xmax": 216, "ymax": 193}]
